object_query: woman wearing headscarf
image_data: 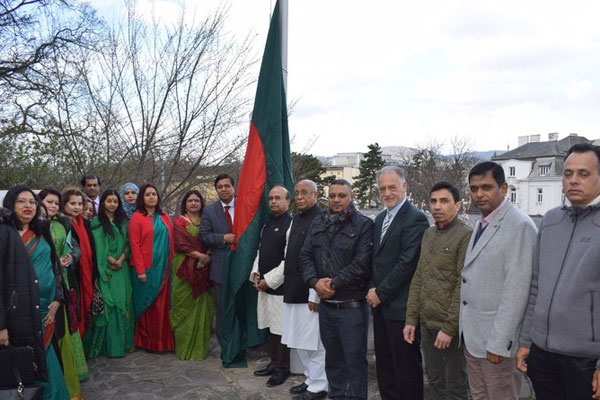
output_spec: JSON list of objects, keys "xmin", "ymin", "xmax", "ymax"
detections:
[
  {"xmin": 129, "ymin": 183, "xmax": 174, "ymax": 352},
  {"xmin": 39, "ymin": 188, "xmax": 84, "ymax": 399},
  {"xmin": 88, "ymin": 189, "xmax": 134, "ymax": 358},
  {"xmin": 3, "ymin": 185, "xmax": 70, "ymax": 400},
  {"xmin": 120, "ymin": 183, "xmax": 139, "ymax": 220},
  {"xmin": 170, "ymin": 190, "xmax": 214, "ymax": 360}
]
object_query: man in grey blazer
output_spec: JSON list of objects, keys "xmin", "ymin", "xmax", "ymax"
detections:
[
  {"xmin": 460, "ymin": 161, "xmax": 537, "ymax": 400},
  {"xmin": 199, "ymin": 173, "xmax": 238, "ymax": 343}
]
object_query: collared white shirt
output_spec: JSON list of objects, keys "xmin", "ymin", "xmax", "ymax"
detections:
[
  {"xmin": 220, "ymin": 198, "xmax": 235, "ymax": 223},
  {"xmin": 88, "ymin": 196, "xmax": 100, "ymax": 214},
  {"xmin": 384, "ymin": 196, "xmax": 407, "ymax": 222}
]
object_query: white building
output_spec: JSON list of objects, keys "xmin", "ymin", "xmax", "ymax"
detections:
[{"xmin": 493, "ymin": 133, "xmax": 590, "ymax": 215}]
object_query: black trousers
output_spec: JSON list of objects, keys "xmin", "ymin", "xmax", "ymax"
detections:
[
  {"xmin": 527, "ymin": 343, "xmax": 596, "ymax": 400},
  {"xmin": 267, "ymin": 332, "xmax": 289, "ymax": 372},
  {"xmin": 319, "ymin": 302, "xmax": 369, "ymax": 400},
  {"xmin": 373, "ymin": 312, "xmax": 424, "ymax": 400}
]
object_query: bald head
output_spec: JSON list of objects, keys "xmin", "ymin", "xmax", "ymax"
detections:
[{"xmin": 295, "ymin": 179, "xmax": 318, "ymax": 211}]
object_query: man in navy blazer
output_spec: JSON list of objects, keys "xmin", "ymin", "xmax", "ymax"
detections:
[
  {"xmin": 199, "ymin": 173, "xmax": 238, "ymax": 343},
  {"xmin": 367, "ymin": 166, "xmax": 429, "ymax": 400}
]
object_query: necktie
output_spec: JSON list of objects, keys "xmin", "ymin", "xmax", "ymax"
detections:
[
  {"xmin": 473, "ymin": 222, "xmax": 486, "ymax": 247},
  {"xmin": 380, "ymin": 211, "xmax": 392, "ymax": 243},
  {"xmin": 224, "ymin": 205, "xmax": 233, "ymax": 231}
]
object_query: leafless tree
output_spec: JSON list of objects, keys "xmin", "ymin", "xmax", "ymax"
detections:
[
  {"xmin": 1, "ymin": 1, "xmax": 256, "ymax": 204},
  {"xmin": 403, "ymin": 137, "xmax": 479, "ymax": 207}
]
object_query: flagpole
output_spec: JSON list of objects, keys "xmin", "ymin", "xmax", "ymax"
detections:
[{"xmin": 280, "ymin": 0, "xmax": 288, "ymax": 92}]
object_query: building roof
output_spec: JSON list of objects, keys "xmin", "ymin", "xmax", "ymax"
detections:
[{"xmin": 493, "ymin": 135, "xmax": 590, "ymax": 160}]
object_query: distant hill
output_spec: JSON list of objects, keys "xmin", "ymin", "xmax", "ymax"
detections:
[{"xmin": 466, "ymin": 150, "xmax": 505, "ymax": 161}]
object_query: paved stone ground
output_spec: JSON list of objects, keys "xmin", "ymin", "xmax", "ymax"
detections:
[
  {"xmin": 81, "ymin": 337, "xmax": 534, "ymax": 399},
  {"xmin": 81, "ymin": 337, "xmax": 383, "ymax": 399}
]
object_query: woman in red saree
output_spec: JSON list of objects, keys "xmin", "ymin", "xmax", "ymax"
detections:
[
  {"xmin": 129, "ymin": 183, "xmax": 174, "ymax": 352},
  {"xmin": 60, "ymin": 187, "xmax": 96, "ymax": 340},
  {"xmin": 170, "ymin": 190, "xmax": 214, "ymax": 360}
]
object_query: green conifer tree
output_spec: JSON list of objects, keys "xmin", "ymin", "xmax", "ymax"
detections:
[{"xmin": 354, "ymin": 143, "xmax": 386, "ymax": 208}]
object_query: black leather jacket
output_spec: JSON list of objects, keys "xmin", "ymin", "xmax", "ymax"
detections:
[{"xmin": 301, "ymin": 205, "xmax": 374, "ymax": 301}]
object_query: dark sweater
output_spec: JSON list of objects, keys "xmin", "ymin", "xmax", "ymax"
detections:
[{"xmin": 283, "ymin": 205, "xmax": 323, "ymax": 304}]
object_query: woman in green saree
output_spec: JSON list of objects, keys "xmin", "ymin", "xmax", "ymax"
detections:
[
  {"xmin": 4, "ymin": 185, "xmax": 70, "ymax": 400},
  {"xmin": 170, "ymin": 190, "xmax": 214, "ymax": 360},
  {"xmin": 88, "ymin": 189, "xmax": 135, "ymax": 358},
  {"xmin": 40, "ymin": 188, "xmax": 85, "ymax": 399}
]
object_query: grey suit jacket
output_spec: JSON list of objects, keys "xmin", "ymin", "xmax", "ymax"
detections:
[
  {"xmin": 199, "ymin": 200, "xmax": 232, "ymax": 284},
  {"xmin": 459, "ymin": 200, "xmax": 537, "ymax": 358}
]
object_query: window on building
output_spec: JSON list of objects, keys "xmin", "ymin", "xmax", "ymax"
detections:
[
  {"xmin": 539, "ymin": 165, "xmax": 550, "ymax": 176},
  {"xmin": 509, "ymin": 166, "xmax": 516, "ymax": 177},
  {"xmin": 510, "ymin": 187, "xmax": 517, "ymax": 203},
  {"xmin": 537, "ymin": 188, "xmax": 543, "ymax": 203}
]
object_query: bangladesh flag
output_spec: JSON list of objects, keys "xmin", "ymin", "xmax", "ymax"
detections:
[{"xmin": 220, "ymin": 0, "xmax": 295, "ymax": 368}]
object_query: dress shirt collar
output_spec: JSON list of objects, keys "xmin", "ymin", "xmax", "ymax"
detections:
[
  {"xmin": 479, "ymin": 198, "xmax": 507, "ymax": 230},
  {"xmin": 385, "ymin": 196, "xmax": 407, "ymax": 221},
  {"xmin": 221, "ymin": 198, "xmax": 235, "ymax": 209}
]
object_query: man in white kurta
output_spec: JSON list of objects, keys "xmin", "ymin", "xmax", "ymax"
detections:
[
  {"xmin": 281, "ymin": 180, "xmax": 328, "ymax": 400},
  {"xmin": 249, "ymin": 185, "xmax": 292, "ymax": 387}
]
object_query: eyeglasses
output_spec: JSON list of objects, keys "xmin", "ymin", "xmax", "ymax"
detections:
[{"xmin": 16, "ymin": 199, "xmax": 38, "ymax": 207}]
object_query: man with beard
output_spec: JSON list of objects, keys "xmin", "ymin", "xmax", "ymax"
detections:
[{"xmin": 301, "ymin": 179, "xmax": 373, "ymax": 400}]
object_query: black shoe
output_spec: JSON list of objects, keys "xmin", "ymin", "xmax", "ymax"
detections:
[
  {"xmin": 266, "ymin": 370, "xmax": 289, "ymax": 387},
  {"xmin": 293, "ymin": 390, "xmax": 328, "ymax": 400},
  {"xmin": 289, "ymin": 382, "xmax": 308, "ymax": 394},
  {"xmin": 253, "ymin": 364, "xmax": 276, "ymax": 376}
]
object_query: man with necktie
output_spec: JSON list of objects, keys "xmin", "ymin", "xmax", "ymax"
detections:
[
  {"xmin": 200, "ymin": 173, "xmax": 238, "ymax": 344},
  {"xmin": 80, "ymin": 174, "xmax": 101, "ymax": 216},
  {"xmin": 367, "ymin": 166, "xmax": 429, "ymax": 400},
  {"xmin": 460, "ymin": 161, "xmax": 537, "ymax": 400}
]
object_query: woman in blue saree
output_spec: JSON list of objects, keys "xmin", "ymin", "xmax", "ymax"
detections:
[{"xmin": 4, "ymin": 185, "xmax": 69, "ymax": 400}]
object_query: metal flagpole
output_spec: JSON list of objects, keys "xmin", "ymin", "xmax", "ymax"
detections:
[
  {"xmin": 280, "ymin": 0, "xmax": 288, "ymax": 92},
  {"xmin": 278, "ymin": 0, "xmax": 303, "ymax": 375}
]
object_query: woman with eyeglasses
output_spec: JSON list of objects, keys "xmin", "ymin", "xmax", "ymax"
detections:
[
  {"xmin": 3, "ymin": 185, "xmax": 70, "ymax": 400},
  {"xmin": 60, "ymin": 187, "xmax": 96, "ymax": 363},
  {"xmin": 39, "ymin": 188, "xmax": 85, "ymax": 399},
  {"xmin": 129, "ymin": 183, "xmax": 174, "ymax": 352},
  {"xmin": 170, "ymin": 190, "xmax": 214, "ymax": 360},
  {"xmin": 87, "ymin": 189, "xmax": 134, "ymax": 358}
]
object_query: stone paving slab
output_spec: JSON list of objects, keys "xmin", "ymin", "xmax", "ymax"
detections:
[
  {"xmin": 82, "ymin": 336, "xmax": 533, "ymax": 399},
  {"xmin": 82, "ymin": 336, "xmax": 384, "ymax": 400}
]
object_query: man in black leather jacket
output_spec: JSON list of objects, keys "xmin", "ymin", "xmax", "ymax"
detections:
[{"xmin": 301, "ymin": 179, "xmax": 374, "ymax": 400}]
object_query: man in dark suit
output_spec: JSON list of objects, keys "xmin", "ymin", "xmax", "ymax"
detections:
[
  {"xmin": 366, "ymin": 166, "xmax": 429, "ymax": 400},
  {"xmin": 199, "ymin": 173, "xmax": 237, "ymax": 343}
]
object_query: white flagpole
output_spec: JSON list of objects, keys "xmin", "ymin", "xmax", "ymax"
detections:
[
  {"xmin": 279, "ymin": 0, "xmax": 303, "ymax": 375},
  {"xmin": 280, "ymin": 0, "xmax": 288, "ymax": 93}
]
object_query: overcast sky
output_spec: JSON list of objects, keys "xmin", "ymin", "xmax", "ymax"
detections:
[{"xmin": 91, "ymin": 0, "xmax": 600, "ymax": 156}]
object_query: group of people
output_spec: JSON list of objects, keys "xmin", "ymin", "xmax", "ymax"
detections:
[
  {"xmin": 247, "ymin": 142, "xmax": 600, "ymax": 400},
  {"xmin": 0, "ymin": 176, "xmax": 217, "ymax": 400},
  {"xmin": 1, "ymin": 142, "xmax": 599, "ymax": 400}
]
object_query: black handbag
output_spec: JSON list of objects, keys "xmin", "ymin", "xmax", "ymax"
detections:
[{"xmin": 0, "ymin": 346, "xmax": 43, "ymax": 400}]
